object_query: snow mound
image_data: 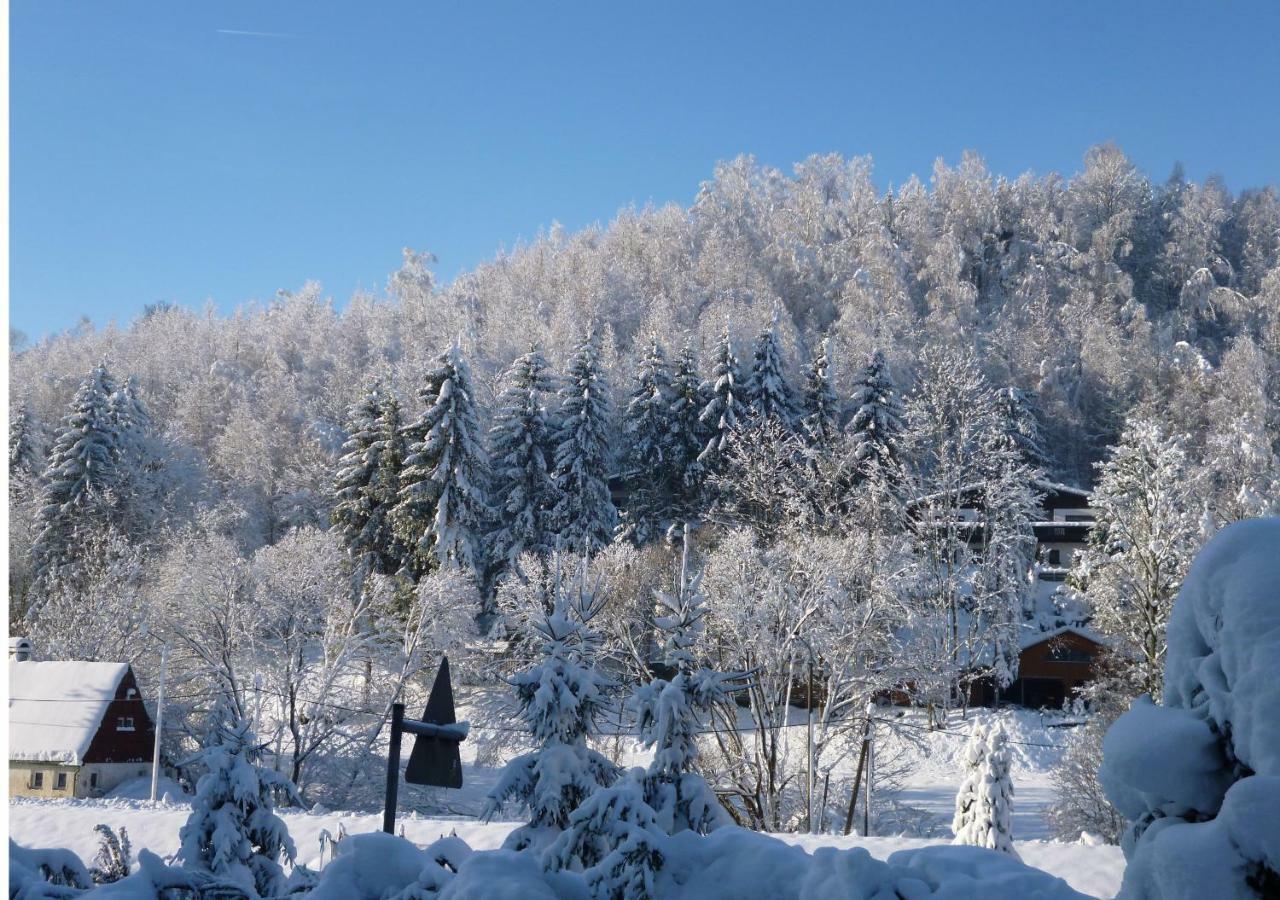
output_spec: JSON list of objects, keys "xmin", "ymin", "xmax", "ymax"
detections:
[
  {"xmin": 1100, "ymin": 517, "xmax": 1280, "ymax": 898},
  {"xmin": 104, "ymin": 776, "xmax": 189, "ymax": 803}
]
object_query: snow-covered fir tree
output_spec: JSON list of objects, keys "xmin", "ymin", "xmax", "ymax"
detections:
[
  {"xmin": 489, "ymin": 344, "xmax": 560, "ymax": 574},
  {"xmin": 89, "ymin": 825, "xmax": 132, "ymax": 884},
  {"xmin": 633, "ymin": 533, "xmax": 733, "ymax": 835},
  {"xmin": 176, "ymin": 703, "xmax": 300, "ymax": 897},
  {"xmin": 549, "ymin": 330, "xmax": 618, "ymax": 556},
  {"xmin": 9, "ymin": 398, "xmax": 45, "ymax": 482},
  {"xmin": 332, "ymin": 381, "xmax": 402, "ymax": 580},
  {"xmin": 1071, "ymin": 415, "xmax": 1201, "ymax": 701},
  {"xmin": 799, "ymin": 337, "xmax": 839, "ymax": 448},
  {"xmin": 667, "ymin": 342, "xmax": 709, "ymax": 521},
  {"xmin": 742, "ymin": 304, "xmax": 794, "ymax": 427},
  {"xmin": 952, "ymin": 723, "xmax": 1016, "ymax": 855},
  {"xmin": 845, "ymin": 349, "xmax": 903, "ymax": 477},
  {"xmin": 30, "ymin": 363, "xmax": 123, "ymax": 587},
  {"xmin": 484, "ymin": 562, "xmax": 620, "ymax": 852},
  {"xmin": 994, "ymin": 386, "xmax": 1050, "ymax": 472},
  {"xmin": 696, "ymin": 324, "xmax": 743, "ymax": 478},
  {"xmin": 395, "ymin": 342, "xmax": 491, "ymax": 578},
  {"xmin": 545, "ymin": 776, "xmax": 665, "ymax": 900},
  {"xmin": 618, "ymin": 337, "xmax": 676, "ymax": 545}
]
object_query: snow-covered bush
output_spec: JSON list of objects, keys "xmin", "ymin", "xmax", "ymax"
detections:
[
  {"xmin": 175, "ymin": 707, "xmax": 301, "ymax": 897},
  {"xmin": 952, "ymin": 723, "xmax": 1017, "ymax": 855},
  {"xmin": 1100, "ymin": 517, "xmax": 1280, "ymax": 899},
  {"xmin": 9, "ymin": 839, "xmax": 93, "ymax": 896},
  {"xmin": 89, "ymin": 825, "xmax": 132, "ymax": 884}
]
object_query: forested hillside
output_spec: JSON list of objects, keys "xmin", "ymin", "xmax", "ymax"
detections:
[{"xmin": 9, "ymin": 143, "xmax": 1279, "ymax": 818}]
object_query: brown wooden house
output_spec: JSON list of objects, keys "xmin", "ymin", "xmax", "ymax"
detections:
[
  {"xmin": 969, "ymin": 626, "xmax": 1107, "ymax": 709},
  {"xmin": 8, "ymin": 658, "xmax": 156, "ymax": 799}
]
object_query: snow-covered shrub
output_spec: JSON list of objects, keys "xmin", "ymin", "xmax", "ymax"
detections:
[
  {"xmin": 483, "ymin": 562, "xmax": 620, "ymax": 852},
  {"xmin": 1100, "ymin": 517, "xmax": 1280, "ymax": 899},
  {"xmin": 175, "ymin": 708, "xmax": 301, "ymax": 898},
  {"xmin": 546, "ymin": 775, "xmax": 665, "ymax": 900},
  {"xmin": 952, "ymin": 723, "xmax": 1017, "ymax": 855},
  {"xmin": 89, "ymin": 825, "xmax": 132, "ymax": 884},
  {"xmin": 9, "ymin": 839, "xmax": 93, "ymax": 896},
  {"xmin": 1046, "ymin": 714, "xmax": 1126, "ymax": 845}
]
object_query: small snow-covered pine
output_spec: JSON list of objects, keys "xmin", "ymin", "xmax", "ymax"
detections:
[
  {"xmin": 332, "ymin": 381, "xmax": 400, "ymax": 579},
  {"xmin": 176, "ymin": 705, "xmax": 300, "ymax": 897},
  {"xmin": 995, "ymin": 386, "xmax": 1050, "ymax": 472},
  {"xmin": 395, "ymin": 342, "xmax": 491, "ymax": 577},
  {"xmin": 484, "ymin": 562, "xmax": 620, "ymax": 852},
  {"xmin": 31, "ymin": 363, "xmax": 123, "ymax": 586},
  {"xmin": 800, "ymin": 337, "xmax": 839, "ymax": 449},
  {"xmin": 633, "ymin": 533, "xmax": 733, "ymax": 836},
  {"xmin": 696, "ymin": 324, "xmax": 743, "ymax": 477},
  {"xmin": 667, "ymin": 342, "xmax": 709, "ymax": 521},
  {"xmin": 619, "ymin": 337, "xmax": 676, "ymax": 545},
  {"xmin": 845, "ymin": 349, "xmax": 903, "ymax": 476},
  {"xmin": 952, "ymin": 723, "xmax": 1017, "ymax": 855},
  {"xmin": 10, "ymin": 399, "xmax": 46, "ymax": 482},
  {"xmin": 489, "ymin": 345, "xmax": 560, "ymax": 572},
  {"xmin": 742, "ymin": 304, "xmax": 795, "ymax": 428},
  {"xmin": 549, "ymin": 330, "xmax": 619, "ymax": 556}
]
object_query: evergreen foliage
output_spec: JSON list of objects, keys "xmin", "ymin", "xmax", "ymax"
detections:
[
  {"xmin": 176, "ymin": 705, "xmax": 300, "ymax": 897},
  {"xmin": 550, "ymin": 331, "xmax": 618, "ymax": 556},
  {"xmin": 395, "ymin": 343, "xmax": 491, "ymax": 577},
  {"xmin": 619, "ymin": 338, "xmax": 676, "ymax": 545},
  {"xmin": 742, "ymin": 305, "xmax": 794, "ymax": 427},
  {"xmin": 845, "ymin": 349, "xmax": 903, "ymax": 477},
  {"xmin": 952, "ymin": 723, "xmax": 1016, "ymax": 855},
  {"xmin": 489, "ymin": 345, "xmax": 560, "ymax": 572},
  {"xmin": 484, "ymin": 562, "xmax": 620, "ymax": 852}
]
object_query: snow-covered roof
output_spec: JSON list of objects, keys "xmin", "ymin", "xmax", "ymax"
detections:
[
  {"xmin": 1018, "ymin": 624, "xmax": 1107, "ymax": 651},
  {"xmin": 8, "ymin": 661, "xmax": 131, "ymax": 765}
]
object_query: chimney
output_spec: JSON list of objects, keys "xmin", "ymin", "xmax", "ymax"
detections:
[{"xmin": 9, "ymin": 637, "xmax": 33, "ymax": 662}]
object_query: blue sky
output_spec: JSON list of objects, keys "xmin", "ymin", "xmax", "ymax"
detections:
[{"xmin": 11, "ymin": 1, "xmax": 1280, "ymax": 342}]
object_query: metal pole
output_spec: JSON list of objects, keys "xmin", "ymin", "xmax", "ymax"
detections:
[
  {"xmin": 383, "ymin": 703, "xmax": 405, "ymax": 834},
  {"xmin": 806, "ymin": 662, "xmax": 814, "ymax": 833},
  {"xmin": 842, "ymin": 736, "xmax": 868, "ymax": 835},
  {"xmin": 149, "ymin": 645, "xmax": 169, "ymax": 804},
  {"xmin": 864, "ymin": 714, "xmax": 874, "ymax": 837}
]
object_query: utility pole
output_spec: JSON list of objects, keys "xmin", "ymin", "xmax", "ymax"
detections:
[{"xmin": 149, "ymin": 645, "xmax": 169, "ymax": 804}]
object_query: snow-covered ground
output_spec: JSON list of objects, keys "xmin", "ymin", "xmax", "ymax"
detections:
[
  {"xmin": 9, "ymin": 708, "xmax": 1125, "ymax": 897},
  {"xmin": 8, "ymin": 798, "xmax": 1125, "ymax": 898}
]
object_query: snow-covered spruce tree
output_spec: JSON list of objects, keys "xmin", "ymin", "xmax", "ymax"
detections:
[
  {"xmin": 800, "ymin": 336, "xmax": 840, "ymax": 449},
  {"xmin": 176, "ymin": 704, "xmax": 300, "ymax": 897},
  {"xmin": 952, "ymin": 723, "xmax": 1017, "ymax": 855},
  {"xmin": 546, "ymin": 776, "xmax": 665, "ymax": 900},
  {"xmin": 549, "ymin": 330, "xmax": 618, "ymax": 556},
  {"xmin": 667, "ymin": 342, "xmax": 709, "ymax": 521},
  {"xmin": 333, "ymin": 381, "xmax": 399, "ymax": 579},
  {"xmin": 994, "ymin": 385, "xmax": 1051, "ymax": 472},
  {"xmin": 696, "ymin": 324, "xmax": 743, "ymax": 483},
  {"xmin": 489, "ymin": 344, "xmax": 560, "ymax": 575},
  {"xmin": 742, "ymin": 304, "xmax": 795, "ymax": 427},
  {"xmin": 30, "ymin": 363, "xmax": 122, "ymax": 588},
  {"xmin": 394, "ymin": 342, "xmax": 491, "ymax": 579},
  {"xmin": 845, "ymin": 349, "xmax": 903, "ymax": 478},
  {"xmin": 483, "ymin": 562, "xmax": 620, "ymax": 853},
  {"xmin": 618, "ymin": 337, "xmax": 676, "ymax": 546},
  {"xmin": 633, "ymin": 533, "xmax": 732, "ymax": 835},
  {"xmin": 9, "ymin": 398, "xmax": 45, "ymax": 483},
  {"xmin": 1071, "ymin": 415, "xmax": 1200, "ymax": 701}
]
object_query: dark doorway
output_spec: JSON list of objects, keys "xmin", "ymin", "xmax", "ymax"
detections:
[{"xmin": 1020, "ymin": 677, "xmax": 1065, "ymax": 709}]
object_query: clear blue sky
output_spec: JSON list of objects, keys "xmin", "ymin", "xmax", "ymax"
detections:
[{"xmin": 12, "ymin": 0, "xmax": 1280, "ymax": 342}]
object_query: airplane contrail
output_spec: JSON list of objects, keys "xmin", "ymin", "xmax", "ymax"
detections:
[{"xmin": 216, "ymin": 28, "xmax": 298, "ymax": 39}]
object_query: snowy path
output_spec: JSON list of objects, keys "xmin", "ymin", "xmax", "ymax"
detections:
[{"xmin": 9, "ymin": 798, "xmax": 1125, "ymax": 898}]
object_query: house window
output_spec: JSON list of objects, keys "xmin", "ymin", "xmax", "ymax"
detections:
[
  {"xmin": 117, "ymin": 716, "xmax": 135, "ymax": 731},
  {"xmin": 55, "ymin": 772, "xmax": 68, "ymax": 791},
  {"xmin": 30, "ymin": 772, "xmax": 44, "ymax": 789},
  {"xmin": 89, "ymin": 773, "xmax": 99, "ymax": 789},
  {"xmin": 1048, "ymin": 549, "xmax": 1061, "ymax": 566},
  {"xmin": 1049, "ymin": 645, "xmax": 1093, "ymax": 663}
]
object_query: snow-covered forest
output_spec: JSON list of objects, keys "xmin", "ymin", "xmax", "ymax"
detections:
[{"xmin": 9, "ymin": 143, "xmax": 1280, "ymax": 849}]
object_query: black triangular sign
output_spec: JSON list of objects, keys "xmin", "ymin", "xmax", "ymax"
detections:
[{"xmin": 404, "ymin": 657, "xmax": 463, "ymax": 788}]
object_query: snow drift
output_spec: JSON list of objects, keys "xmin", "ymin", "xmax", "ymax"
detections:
[{"xmin": 1100, "ymin": 517, "xmax": 1280, "ymax": 898}]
